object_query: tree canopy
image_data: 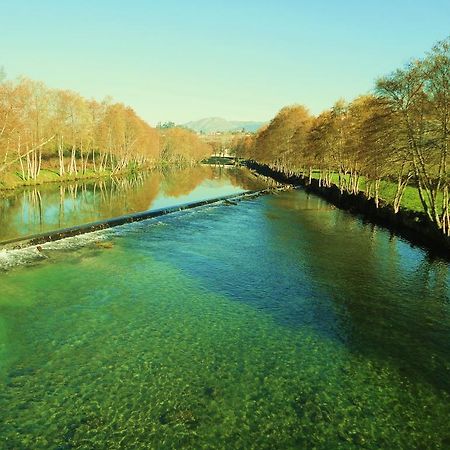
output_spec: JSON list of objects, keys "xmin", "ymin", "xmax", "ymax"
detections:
[{"xmin": 0, "ymin": 78, "xmax": 212, "ymax": 182}]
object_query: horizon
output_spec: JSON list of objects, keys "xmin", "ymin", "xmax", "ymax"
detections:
[{"xmin": 2, "ymin": 1, "xmax": 450, "ymax": 126}]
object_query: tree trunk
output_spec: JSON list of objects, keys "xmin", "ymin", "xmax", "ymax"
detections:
[{"xmin": 374, "ymin": 179, "xmax": 381, "ymax": 208}]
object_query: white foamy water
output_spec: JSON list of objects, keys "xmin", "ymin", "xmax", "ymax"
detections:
[{"xmin": 0, "ymin": 228, "xmax": 113, "ymax": 272}]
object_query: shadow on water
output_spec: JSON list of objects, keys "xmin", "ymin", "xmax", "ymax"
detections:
[
  {"xmin": 263, "ymin": 191, "xmax": 450, "ymax": 392},
  {"xmin": 140, "ymin": 188, "xmax": 450, "ymax": 393}
]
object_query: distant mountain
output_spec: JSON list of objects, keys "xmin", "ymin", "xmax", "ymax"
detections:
[{"xmin": 183, "ymin": 117, "xmax": 265, "ymax": 133}]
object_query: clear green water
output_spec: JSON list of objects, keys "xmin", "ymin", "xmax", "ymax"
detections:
[{"xmin": 0, "ymin": 189, "xmax": 449, "ymax": 449}]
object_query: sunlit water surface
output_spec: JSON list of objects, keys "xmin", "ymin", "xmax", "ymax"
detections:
[{"xmin": 0, "ymin": 187, "xmax": 449, "ymax": 449}]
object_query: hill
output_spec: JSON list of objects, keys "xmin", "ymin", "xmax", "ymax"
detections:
[{"xmin": 184, "ymin": 117, "xmax": 265, "ymax": 133}]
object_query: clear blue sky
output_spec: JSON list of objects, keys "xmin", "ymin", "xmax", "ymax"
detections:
[{"xmin": 1, "ymin": 0, "xmax": 449, "ymax": 125}]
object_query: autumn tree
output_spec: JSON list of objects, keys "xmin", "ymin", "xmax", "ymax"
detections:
[
  {"xmin": 159, "ymin": 127, "xmax": 212, "ymax": 165},
  {"xmin": 253, "ymin": 105, "xmax": 311, "ymax": 172},
  {"xmin": 376, "ymin": 37, "xmax": 449, "ymax": 232}
]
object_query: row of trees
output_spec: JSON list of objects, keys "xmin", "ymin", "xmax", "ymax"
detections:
[
  {"xmin": 235, "ymin": 38, "xmax": 449, "ymax": 236},
  {"xmin": 159, "ymin": 127, "xmax": 213, "ymax": 165},
  {"xmin": 0, "ymin": 77, "xmax": 212, "ymax": 183}
]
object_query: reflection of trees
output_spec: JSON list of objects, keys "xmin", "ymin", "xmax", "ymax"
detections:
[
  {"xmin": 160, "ymin": 165, "xmax": 273, "ymax": 198},
  {"xmin": 0, "ymin": 173, "xmax": 162, "ymax": 241},
  {"xmin": 162, "ymin": 166, "xmax": 214, "ymax": 197},
  {"xmin": 90, "ymin": 173, "xmax": 162, "ymax": 217},
  {"xmin": 0, "ymin": 166, "xmax": 265, "ymax": 242},
  {"xmin": 226, "ymin": 167, "xmax": 274, "ymax": 190},
  {"xmin": 0, "ymin": 188, "xmax": 45, "ymax": 238},
  {"xmin": 265, "ymin": 191, "xmax": 450, "ymax": 392}
]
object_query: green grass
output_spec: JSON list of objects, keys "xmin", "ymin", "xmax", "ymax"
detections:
[
  {"xmin": 310, "ymin": 171, "xmax": 443, "ymax": 215},
  {"xmin": 202, "ymin": 156, "xmax": 235, "ymax": 165},
  {"xmin": 0, "ymin": 168, "xmax": 120, "ymax": 191}
]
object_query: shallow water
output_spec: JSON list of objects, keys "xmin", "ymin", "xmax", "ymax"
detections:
[
  {"xmin": 0, "ymin": 189, "xmax": 449, "ymax": 449},
  {"xmin": 0, "ymin": 165, "xmax": 266, "ymax": 243}
]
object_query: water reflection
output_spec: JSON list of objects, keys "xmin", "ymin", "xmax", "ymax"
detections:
[{"xmin": 0, "ymin": 166, "xmax": 267, "ymax": 242}]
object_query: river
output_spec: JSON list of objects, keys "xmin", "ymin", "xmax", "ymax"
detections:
[
  {"xmin": 0, "ymin": 166, "xmax": 449, "ymax": 449},
  {"xmin": 0, "ymin": 166, "xmax": 267, "ymax": 243}
]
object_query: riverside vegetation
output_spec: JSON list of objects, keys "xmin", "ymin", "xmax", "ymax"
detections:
[
  {"xmin": 0, "ymin": 75, "xmax": 212, "ymax": 190},
  {"xmin": 233, "ymin": 38, "xmax": 450, "ymax": 237}
]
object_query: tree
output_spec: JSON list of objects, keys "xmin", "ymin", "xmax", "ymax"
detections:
[{"xmin": 376, "ymin": 38, "xmax": 450, "ymax": 232}]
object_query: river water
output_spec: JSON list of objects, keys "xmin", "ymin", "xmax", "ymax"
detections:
[
  {"xmin": 0, "ymin": 167, "xmax": 449, "ymax": 449},
  {"xmin": 0, "ymin": 166, "xmax": 266, "ymax": 243}
]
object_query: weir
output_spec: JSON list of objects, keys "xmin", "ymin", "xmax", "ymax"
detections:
[{"xmin": 0, "ymin": 188, "xmax": 279, "ymax": 250}]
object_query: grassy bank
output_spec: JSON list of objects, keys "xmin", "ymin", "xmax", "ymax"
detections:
[
  {"xmin": 0, "ymin": 167, "xmax": 148, "ymax": 192},
  {"xmin": 309, "ymin": 171, "xmax": 443, "ymax": 214},
  {"xmin": 202, "ymin": 156, "xmax": 236, "ymax": 165}
]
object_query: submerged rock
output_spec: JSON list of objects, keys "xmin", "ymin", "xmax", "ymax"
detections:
[
  {"xmin": 95, "ymin": 241, "xmax": 114, "ymax": 249},
  {"xmin": 34, "ymin": 245, "xmax": 49, "ymax": 258}
]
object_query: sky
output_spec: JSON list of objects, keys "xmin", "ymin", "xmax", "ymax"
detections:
[{"xmin": 1, "ymin": 0, "xmax": 449, "ymax": 125}]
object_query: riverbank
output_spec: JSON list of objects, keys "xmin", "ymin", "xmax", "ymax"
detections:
[
  {"xmin": 0, "ymin": 159, "xmax": 223, "ymax": 193},
  {"xmin": 245, "ymin": 161, "xmax": 450, "ymax": 259},
  {"xmin": 0, "ymin": 167, "xmax": 148, "ymax": 192},
  {"xmin": 0, "ymin": 161, "xmax": 202, "ymax": 193}
]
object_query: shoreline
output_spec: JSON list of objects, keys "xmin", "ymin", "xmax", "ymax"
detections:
[
  {"xmin": 0, "ymin": 166, "xmax": 158, "ymax": 193},
  {"xmin": 0, "ymin": 161, "xmax": 206, "ymax": 194},
  {"xmin": 245, "ymin": 161, "xmax": 450, "ymax": 260},
  {"xmin": 0, "ymin": 161, "xmax": 239, "ymax": 194}
]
